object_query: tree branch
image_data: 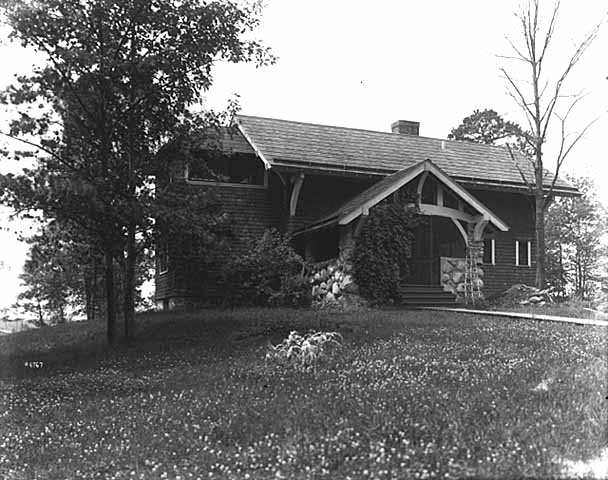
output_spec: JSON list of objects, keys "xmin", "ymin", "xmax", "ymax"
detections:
[
  {"xmin": 507, "ymin": 144, "xmax": 536, "ymax": 195},
  {"xmin": 539, "ymin": 19, "xmax": 601, "ymax": 139}
]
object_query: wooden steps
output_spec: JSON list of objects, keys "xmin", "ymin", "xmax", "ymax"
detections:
[{"xmin": 398, "ymin": 283, "xmax": 457, "ymax": 307}]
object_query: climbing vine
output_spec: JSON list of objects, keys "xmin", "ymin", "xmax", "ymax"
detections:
[{"xmin": 353, "ymin": 201, "xmax": 422, "ymax": 304}]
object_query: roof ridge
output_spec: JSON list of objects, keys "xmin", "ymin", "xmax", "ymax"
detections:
[{"xmin": 236, "ymin": 114, "xmax": 516, "ymax": 154}]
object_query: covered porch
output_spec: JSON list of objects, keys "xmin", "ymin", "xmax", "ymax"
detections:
[{"xmin": 294, "ymin": 159, "xmax": 509, "ymax": 303}]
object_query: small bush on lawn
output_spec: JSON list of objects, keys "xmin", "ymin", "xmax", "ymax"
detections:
[
  {"xmin": 265, "ymin": 330, "xmax": 343, "ymax": 370},
  {"xmin": 223, "ymin": 229, "xmax": 311, "ymax": 307}
]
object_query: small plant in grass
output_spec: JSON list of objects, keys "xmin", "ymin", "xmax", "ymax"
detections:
[{"xmin": 265, "ymin": 330, "xmax": 343, "ymax": 370}]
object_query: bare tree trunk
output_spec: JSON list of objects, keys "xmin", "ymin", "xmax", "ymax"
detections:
[
  {"xmin": 575, "ymin": 251, "xmax": 583, "ymax": 299},
  {"xmin": 124, "ymin": 223, "xmax": 136, "ymax": 340},
  {"xmin": 37, "ymin": 303, "xmax": 45, "ymax": 327},
  {"xmin": 105, "ymin": 250, "xmax": 118, "ymax": 344},
  {"xmin": 92, "ymin": 262, "xmax": 99, "ymax": 321},
  {"xmin": 58, "ymin": 304, "xmax": 66, "ymax": 324},
  {"xmin": 84, "ymin": 269, "xmax": 93, "ymax": 322},
  {"xmin": 535, "ymin": 192, "xmax": 545, "ymax": 289},
  {"xmin": 123, "ymin": 19, "xmax": 137, "ymax": 341}
]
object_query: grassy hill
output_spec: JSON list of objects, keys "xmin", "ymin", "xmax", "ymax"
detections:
[{"xmin": 1, "ymin": 308, "xmax": 606, "ymax": 479}]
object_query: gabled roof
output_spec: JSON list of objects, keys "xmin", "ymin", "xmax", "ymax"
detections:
[
  {"xmin": 190, "ymin": 127, "xmax": 256, "ymax": 156},
  {"xmin": 235, "ymin": 114, "xmax": 577, "ymax": 194},
  {"xmin": 296, "ymin": 160, "xmax": 509, "ymax": 235}
]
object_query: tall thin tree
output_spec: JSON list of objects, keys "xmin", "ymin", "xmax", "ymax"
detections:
[{"xmin": 500, "ymin": 0, "xmax": 604, "ymax": 288}]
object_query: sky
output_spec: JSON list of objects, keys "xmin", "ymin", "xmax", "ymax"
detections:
[{"xmin": 0, "ymin": 0, "xmax": 607, "ymax": 311}]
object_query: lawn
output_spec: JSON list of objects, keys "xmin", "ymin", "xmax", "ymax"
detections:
[{"xmin": 0, "ymin": 308, "xmax": 606, "ymax": 479}]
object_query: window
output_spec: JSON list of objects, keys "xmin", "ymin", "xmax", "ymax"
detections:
[
  {"xmin": 483, "ymin": 238, "xmax": 495, "ymax": 265},
  {"xmin": 187, "ymin": 150, "xmax": 265, "ymax": 186},
  {"xmin": 157, "ymin": 242, "xmax": 169, "ymax": 274},
  {"xmin": 515, "ymin": 239, "xmax": 531, "ymax": 267}
]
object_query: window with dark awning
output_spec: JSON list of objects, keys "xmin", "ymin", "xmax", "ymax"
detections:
[{"xmin": 188, "ymin": 151, "xmax": 265, "ymax": 186}]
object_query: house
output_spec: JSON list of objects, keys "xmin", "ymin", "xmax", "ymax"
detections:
[{"xmin": 155, "ymin": 115, "xmax": 578, "ymax": 309}]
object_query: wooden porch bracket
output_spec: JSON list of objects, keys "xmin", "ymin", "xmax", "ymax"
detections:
[
  {"xmin": 289, "ymin": 173, "xmax": 305, "ymax": 216},
  {"xmin": 451, "ymin": 218, "xmax": 468, "ymax": 245},
  {"xmin": 416, "ymin": 171, "xmax": 429, "ymax": 204},
  {"xmin": 419, "ymin": 204, "xmax": 475, "ymax": 223},
  {"xmin": 354, "ymin": 208, "xmax": 369, "ymax": 237},
  {"xmin": 473, "ymin": 217, "xmax": 489, "ymax": 241},
  {"xmin": 272, "ymin": 169, "xmax": 287, "ymax": 187}
]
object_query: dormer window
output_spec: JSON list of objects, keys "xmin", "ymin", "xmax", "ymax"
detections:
[{"xmin": 187, "ymin": 150, "xmax": 266, "ymax": 186}]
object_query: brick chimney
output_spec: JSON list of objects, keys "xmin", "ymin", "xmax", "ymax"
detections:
[{"xmin": 391, "ymin": 120, "xmax": 420, "ymax": 136}]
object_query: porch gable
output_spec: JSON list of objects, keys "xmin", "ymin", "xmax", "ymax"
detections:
[{"xmin": 296, "ymin": 159, "xmax": 510, "ymax": 236}]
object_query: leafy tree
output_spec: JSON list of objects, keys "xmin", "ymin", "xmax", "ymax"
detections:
[
  {"xmin": 154, "ymin": 178, "xmax": 234, "ymax": 291},
  {"xmin": 0, "ymin": 0, "xmax": 273, "ymax": 342},
  {"xmin": 448, "ymin": 109, "xmax": 525, "ymax": 146},
  {"xmin": 17, "ymin": 224, "xmax": 79, "ymax": 324},
  {"xmin": 500, "ymin": 0, "xmax": 602, "ymax": 288},
  {"xmin": 15, "ymin": 220, "xmax": 106, "ymax": 324},
  {"xmin": 545, "ymin": 177, "xmax": 607, "ymax": 300}
]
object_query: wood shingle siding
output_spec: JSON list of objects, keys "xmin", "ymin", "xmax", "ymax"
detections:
[
  {"xmin": 155, "ymin": 181, "xmax": 281, "ymax": 304},
  {"xmin": 472, "ymin": 190, "xmax": 536, "ymax": 296}
]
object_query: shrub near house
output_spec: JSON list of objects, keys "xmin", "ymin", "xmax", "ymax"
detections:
[{"xmin": 223, "ymin": 229, "xmax": 310, "ymax": 307}]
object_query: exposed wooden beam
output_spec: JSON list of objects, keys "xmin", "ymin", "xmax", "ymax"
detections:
[
  {"xmin": 339, "ymin": 162, "xmax": 427, "ymax": 225},
  {"xmin": 419, "ymin": 204, "xmax": 475, "ymax": 223},
  {"xmin": 289, "ymin": 173, "xmax": 305, "ymax": 216},
  {"xmin": 425, "ymin": 162, "xmax": 509, "ymax": 232},
  {"xmin": 451, "ymin": 218, "xmax": 468, "ymax": 245},
  {"xmin": 416, "ymin": 170, "xmax": 430, "ymax": 202},
  {"xmin": 337, "ymin": 160, "xmax": 509, "ymax": 232},
  {"xmin": 354, "ymin": 212, "xmax": 368, "ymax": 237},
  {"xmin": 473, "ymin": 217, "xmax": 489, "ymax": 242},
  {"xmin": 271, "ymin": 169, "xmax": 287, "ymax": 186}
]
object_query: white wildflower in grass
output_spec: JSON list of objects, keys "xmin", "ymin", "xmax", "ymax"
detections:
[
  {"xmin": 2, "ymin": 309, "xmax": 607, "ymax": 479},
  {"xmin": 560, "ymin": 447, "xmax": 608, "ymax": 479},
  {"xmin": 532, "ymin": 378, "xmax": 552, "ymax": 392},
  {"xmin": 265, "ymin": 330, "xmax": 343, "ymax": 370}
]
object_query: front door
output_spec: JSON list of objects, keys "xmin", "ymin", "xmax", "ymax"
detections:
[{"xmin": 407, "ymin": 220, "xmax": 439, "ymax": 285}]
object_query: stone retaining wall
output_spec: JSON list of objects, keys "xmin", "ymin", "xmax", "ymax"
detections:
[
  {"xmin": 440, "ymin": 255, "xmax": 484, "ymax": 304},
  {"xmin": 309, "ymin": 258, "xmax": 366, "ymax": 309}
]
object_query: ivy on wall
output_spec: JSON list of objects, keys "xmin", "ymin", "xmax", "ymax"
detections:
[{"xmin": 353, "ymin": 201, "xmax": 422, "ymax": 304}]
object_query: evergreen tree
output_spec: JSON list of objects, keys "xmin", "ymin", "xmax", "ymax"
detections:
[{"xmin": 448, "ymin": 109, "xmax": 525, "ymax": 146}]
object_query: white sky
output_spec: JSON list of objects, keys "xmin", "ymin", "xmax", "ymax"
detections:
[{"xmin": 0, "ymin": 0, "xmax": 607, "ymax": 311}]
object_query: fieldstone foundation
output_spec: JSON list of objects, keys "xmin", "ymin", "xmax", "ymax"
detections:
[
  {"xmin": 440, "ymin": 227, "xmax": 485, "ymax": 304},
  {"xmin": 440, "ymin": 256, "xmax": 484, "ymax": 303},
  {"xmin": 309, "ymin": 258, "xmax": 366, "ymax": 309}
]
